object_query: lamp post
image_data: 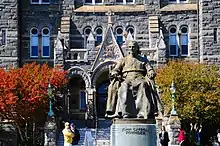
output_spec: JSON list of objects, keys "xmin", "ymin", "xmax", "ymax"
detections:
[
  {"xmin": 48, "ymin": 83, "xmax": 54, "ymax": 117},
  {"xmin": 170, "ymin": 81, "xmax": 177, "ymax": 115},
  {"xmin": 44, "ymin": 83, "xmax": 56, "ymax": 146}
]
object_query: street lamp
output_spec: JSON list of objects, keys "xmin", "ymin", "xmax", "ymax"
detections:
[
  {"xmin": 48, "ymin": 82, "xmax": 54, "ymax": 117},
  {"xmin": 170, "ymin": 81, "xmax": 177, "ymax": 115}
]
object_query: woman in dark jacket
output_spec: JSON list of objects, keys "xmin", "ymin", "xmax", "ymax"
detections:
[
  {"xmin": 159, "ymin": 126, "xmax": 170, "ymax": 146},
  {"xmin": 70, "ymin": 123, "xmax": 80, "ymax": 145}
]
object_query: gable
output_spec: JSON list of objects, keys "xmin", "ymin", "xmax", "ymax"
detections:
[{"xmin": 91, "ymin": 26, "xmax": 124, "ymax": 71}]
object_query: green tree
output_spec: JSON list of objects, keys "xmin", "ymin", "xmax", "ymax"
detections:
[{"xmin": 155, "ymin": 61, "xmax": 220, "ymax": 123}]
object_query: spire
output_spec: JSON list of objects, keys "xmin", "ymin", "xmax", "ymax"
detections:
[
  {"xmin": 126, "ymin": 31, "xmax": 134, "ymax": 42},
  {"xmin": 157, "ymin": 27, "xmax": 166, "ymax": 49},
  {"xmin": 87, "ymin": 32, "xmax": 95, "ymax": 42},
  {"xmin": 87, "ymin": 32, "xmax": 95, "ymax": 50},
  {"xmin": 105, "ymin": 11, "xmax": 114, "ymax": 27},
  {"xmin": 57, "ymin": 28, "xmax": 62, "ymax": 40},
  {"xmin": 125, "ymin": 31, "xmax": 134, "ymax": 49}
]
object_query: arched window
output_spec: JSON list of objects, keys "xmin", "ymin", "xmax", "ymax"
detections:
[
  {"xmin": 30, "ymin": 28, "xmax": 39, "ymax": 58},
  {"xmin": 116, "ymin": 0, "xmax": 123, "ymax": 3},
  {"xmin": 115, "ymin": 26, "xmax": 123, "ymax": 46},
  {"xmin": 126, "ymin": 0, "xmax": 134, "ymax": 3},
  {"xmin": 116, "ymin": 0, "xmax": 135, "ymax": 4},
  {"xmin": 95, "ymin": 0, "xmax": 102, "ymax": 4},
  {"xmin": 169, "ymin": 0, "xmax": 187, "ymax": 3},
  {"xmin": 84, "ymin": 0, "xmax": 103, "ymax": 4},
  {"xmin": 85, "ymin": 0, "xmax": 92, "ymax": 4},
  {"xmin": 95, "ymin": 27, "xmax": 103, "ymax": 46},
  {"xmin": 84, "ymin": 26, "xmax": 92, "ymax": 48},
  {"xmin": 42, "ymin": 27, "xmax": 50, "ymax": 57},
  {"xmin": 126, "ymin": 26, "xmax": 135, "ymax": 39},
  {"xmin": 31, "ymin": 0, "xmax": 50, "ymax": 4},
  {"xmin": 84, "ymin": 27, "xmax": 92, "ymax": 42},
  {"xmin": 73, "ymin": 53, "xmax": 78, "ymax": 60},
  {"xmin": 180, "ymin": 26, "xmax": 188, "ymax": 56},
  {"xmin": 169, "ymin": 26, "xmax": 178, "ymax": 56}
]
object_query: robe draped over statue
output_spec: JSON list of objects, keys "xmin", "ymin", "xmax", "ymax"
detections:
[{"xmin": 106, "ymin": 65, "xmax": 121, "ymax": 117}]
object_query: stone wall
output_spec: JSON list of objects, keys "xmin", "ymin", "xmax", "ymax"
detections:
[
  {"xmin": 200, "ymin": 0, "xmax": 220, "ymax": 66},
  {"xmin": 0, "ymin": 0, "xmax": 19, "ymax": 68}
]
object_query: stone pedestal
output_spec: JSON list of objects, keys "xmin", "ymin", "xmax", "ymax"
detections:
[
  {"xmin": 110, "ymin": 119, "xmax": 157, "ymax": 146},
  {"xmin": 44, "ymin": 118, "xmax": 57, "ymax": 146},
  {"xmin": 167, "ymin": 115, "xmax": 181, "ymax": 146}
]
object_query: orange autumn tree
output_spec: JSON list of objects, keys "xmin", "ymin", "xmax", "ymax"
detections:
[
  {"xmin": 155, "ymin": 61, "xmax": 220, "ymax": 123},
  {"xmin": 0, "ymin": 63, "xmax": 67, "ymax": 142}
]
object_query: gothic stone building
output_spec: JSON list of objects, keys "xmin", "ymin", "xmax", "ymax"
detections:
[{"xmin": 0, "ymin": 0, "xmax": 220, "ymax": 125}]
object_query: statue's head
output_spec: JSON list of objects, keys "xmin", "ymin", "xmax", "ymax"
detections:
[{"xmin": 127, "ymin": 41, "xmax": 140, "ymax": 56}]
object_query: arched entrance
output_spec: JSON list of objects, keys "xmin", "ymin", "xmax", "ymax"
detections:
[
  {"xmin": 95, "ymin": 71, "xmax": 110, "ymax": 118},
  {"xmin": 68, "ymin": 75, "xmax": 86, "ymax": 118}
]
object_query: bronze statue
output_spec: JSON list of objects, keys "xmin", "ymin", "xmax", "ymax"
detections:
[{"xmin": 106, "ymin": 41, "xmax": 162, "ymax": 119}]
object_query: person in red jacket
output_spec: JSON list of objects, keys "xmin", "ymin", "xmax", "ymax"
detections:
[{"xmin": 178, "ymin": 128, "xmax": 186, "ymax": 146}]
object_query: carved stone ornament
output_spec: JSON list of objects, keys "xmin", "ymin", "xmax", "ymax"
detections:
[{"xmin": 102, "ymin": 43, "xmax": 121, "ymax": 61}]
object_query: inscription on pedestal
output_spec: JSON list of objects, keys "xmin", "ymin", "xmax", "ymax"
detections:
[
  {"xmin": 111, "ymin": 124, "xmax": 157, "ymax": 146},
  {"xmin": 112, "ymin": 127, "xmax": 155, "ymax": 135}
]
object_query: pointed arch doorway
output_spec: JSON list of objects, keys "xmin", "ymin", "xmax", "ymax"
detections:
[{"xmin": 95, "ymin": 70, "xmax": 110, "ymax": 118}]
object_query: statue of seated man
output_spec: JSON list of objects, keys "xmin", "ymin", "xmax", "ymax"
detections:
[{"xmin": 106, "ymin": 41, "xmax": 161, "ymax": 119}]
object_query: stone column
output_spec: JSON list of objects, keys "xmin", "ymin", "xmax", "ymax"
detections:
[
  {"xmin": 166, "ymin": 115, "xmax": 181, "ymax": 146},
  {"xmin": 111, "ymin": 119, "xmax": 157, "ymax": 146},
  {"xmin": 86, "ymin": 88, "xmax": 96, "ymax": 128},
  {"xmin": 44, "ymin": 118, "xmax": 57, "ymax": 146}
]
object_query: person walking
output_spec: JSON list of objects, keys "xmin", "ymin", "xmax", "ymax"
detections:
[
  {"xmin": 159, "ymin": 126, "xmax": 170, "ymax": 146},
  {"xmin": 189, "ymin": 123, "xmax": 196, "ymax": 146},
  {"xmin": 217, "ymin": 129, "xmax": 220, "ymax": 145},
  {"xmin": 62, "ymin": 122, "xmax": 74, "ymax": 146},
  {"xmin": 195, "ymin": 124, "xmax": 202, "ymax": 146},
  {"xmin": 178, "ymin": 128, "xmax": 186, "ymax": 146},
  {"xmin": 70, "ymin": 123, "xmax": 80, "ymax": 145}
]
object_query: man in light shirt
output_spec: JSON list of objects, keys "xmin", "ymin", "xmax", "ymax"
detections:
[{"xmin": 62, "ymin": 122, "xmax": 74, "ymax": 146}]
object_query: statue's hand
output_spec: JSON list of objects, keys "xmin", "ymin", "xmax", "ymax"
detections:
[{"xmin": 148, "ymin": 70, "xmax": 156, "ymax": 79}]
